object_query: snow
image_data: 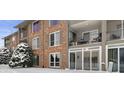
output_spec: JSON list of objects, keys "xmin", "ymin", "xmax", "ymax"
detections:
[
  {"xmin": 0, "ymin": 64, "xmax": 107, "ymax": 73},
  {"xmin": 9, "ymin": 42, "xmax": 33, "ymax": 67},
  {"xmin": 0, "ymin": 47, "xmax": 11, "ymax": 64}
]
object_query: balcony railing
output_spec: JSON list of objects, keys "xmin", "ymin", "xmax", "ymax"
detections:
[
  {"xmin": 107, "ymin": 29, "xmax": 124, "ymax": 41},
  {"xmin": 69, "ymin": 33, "xmax": 102, "ymax": 46},
  {"xmin": 19, "ymin": 30, "xmax": 27, "ymax": 39}
]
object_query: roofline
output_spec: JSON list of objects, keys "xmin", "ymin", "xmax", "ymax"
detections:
[
  {"xmin": 15, "ymin": 20, "xmax": 34, "ymax": 28},
  {"xmin": 2, "ymin": 31, "xmax": 19, "ymax": 39}
]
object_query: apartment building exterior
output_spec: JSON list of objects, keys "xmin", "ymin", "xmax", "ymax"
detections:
[
  {"xmin": 4, "ymin": 31, "xmax": 19, "ymax": 50},
  {"xmin": 3, "ymin": 20, "xmax": 124, "ymax": 72}
]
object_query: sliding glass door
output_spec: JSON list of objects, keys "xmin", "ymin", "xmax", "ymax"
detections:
[
  {"xmin": 70, "ymin": 52, "xmax": 76, "ymax": 69},
  {"xmin": 70, "ymin": 51, "xmax": 82, "ymax": 70},
  {"xmin": 84, "ymin": 50, "xmax": 100, "ymax": 71},
  {"xmin": 108, "ymin": 48, "xmax": 118, "ymax": 72},
  {"xmin": 84, "ymin": 51, "xmax": 90, "ymax": 70},
  {"xmin": 120, "ymin": 48, "xmax": 124, "ymax": 72},
  {"xmin": 108, "ymin": 47, "xmax": 124, "ymax": 72},
  {"xmin": 92, "ymin": 50, "xmax": 99, "ymax": 71},
  {"xmin": 69, "ymin": 47, "xmax": 101, "ymax": 71}
]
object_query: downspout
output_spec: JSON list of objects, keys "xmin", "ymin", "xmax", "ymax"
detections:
[{"xmin": 42, "ymin": 20, "xmax": 44, "ymax": 68}]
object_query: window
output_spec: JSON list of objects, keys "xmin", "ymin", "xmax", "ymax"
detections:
[
  {"xmin": 49, "ymin": 31, "xmax": 60, "ymax": 46},
  {"xmin": 49, "ymin": 53, "xmax": 60, "ymax": 67},
  {"xmin": 33, "ymin": 55, "xmax": 39, "ymax": 66},
  {"xmin": 49, "ymin": 20, "xmax": 59, "ymax": 26},
  {"xmin": 32, "ymin": 21, "xmax": 40, "ymax": 32},
  {"xmin": 32, "ymin": 37, "xmax": 40, "ymax": 49}
]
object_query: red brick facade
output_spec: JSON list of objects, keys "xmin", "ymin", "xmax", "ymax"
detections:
[{"xmin": 4, "ymin": 20, "xmax": 69, "ymax": 69}]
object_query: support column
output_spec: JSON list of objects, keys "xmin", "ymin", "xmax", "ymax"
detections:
[{"xmin": 101, "ymin": 20, "xmax": 107, "ymax": 71}]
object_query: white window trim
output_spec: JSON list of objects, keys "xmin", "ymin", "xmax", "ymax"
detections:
[
  {"xmin": 32, "ymin": 36, "xmax": 40, "ymax": 49},
  {"xmin": 106, "ymin": 43, "xmax": 124, "ymax": 73},
  {"xmin": 49, "ymin": 52, "xmax": 60, "ymax": 68},
  {"xmin": 32, "ymin": 20, "xmax": 40, "ymax": 32},
  {"xmin": 68, "ymin": 46, "xmax": 102, "ymax": 71},
  {"xmin": 48, "ymin": 20, "xmax": 51, "ymax": 27},
  {"xmin": 49, "ymin": 31, "xmax": 60, "ymax": 47}
]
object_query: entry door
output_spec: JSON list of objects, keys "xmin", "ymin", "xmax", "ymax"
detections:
[{"xmin": 120, "ymin": 48, "xmax": 124, "ymax": 72}]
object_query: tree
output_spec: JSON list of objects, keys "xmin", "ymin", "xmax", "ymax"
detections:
[
  {"xmin": 0, "ymin": 48, "xmax": 12, "ymax": 64},
  {"xmin": 9, "ymin": 43, "xmax": 33, "ymax": 68}
]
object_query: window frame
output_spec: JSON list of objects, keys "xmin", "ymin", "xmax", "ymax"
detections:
[
  {"xmin": 32, "ymin": 20, "xmax": 41, "ymax": 32},
  {"xmin": 49, "ymin": 52, "xmax": 60, "ymax": 68},
  {"xmin": 48, "ymin": 20, "xmax": 59, "ymax": 27},
  {"xmin": 32, "ymin": 36, "xmax": 40, "ymax": 49},
  {"xmin": 49, "ymin": 31, "xmax": 60, "ymax": 47}
]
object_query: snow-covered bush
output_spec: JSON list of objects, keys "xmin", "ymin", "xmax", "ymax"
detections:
[
  {"xmin": 9, "ymin": 43, "xmax": 33, "ymax": 68},
  {"xmin": 0, "ymin": 48, "xmax": 12, "ymax": 64}
]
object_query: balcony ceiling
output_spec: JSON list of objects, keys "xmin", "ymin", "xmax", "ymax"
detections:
[{"xmin": 70, "ymin": 20, "xmax": 101, "ymax": 31}]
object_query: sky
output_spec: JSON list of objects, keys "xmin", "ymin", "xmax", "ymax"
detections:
[{"xmin": 0, "ymin": 20, "xmax": 23, "ymax": 48}]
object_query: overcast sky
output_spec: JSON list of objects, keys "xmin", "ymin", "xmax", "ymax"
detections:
[{"xmin": 0, "ymin": 20, "xmax": 22, "ymax": 48}]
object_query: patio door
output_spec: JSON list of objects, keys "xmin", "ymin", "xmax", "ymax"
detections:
[
  {"xmin": 84, "ymin": 50, "xmax": 100, "ymax": 71},
  {"xmin": 108, "ymin": 47, "xmax": 124, "ymax": 72},
  {"xmin": 120, "ymin": 48, "xmax": 124, "ymax": 72},
  {"xmin": 70, "ymin": 50, "xmax": 82, "ymax": 70}
]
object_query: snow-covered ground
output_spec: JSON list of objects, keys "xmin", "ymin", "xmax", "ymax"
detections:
[{"xmin": 0, "ymin": 64, "xmax": 107, "ymax": 73}]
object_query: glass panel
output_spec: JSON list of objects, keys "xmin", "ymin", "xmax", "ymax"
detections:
[
  {"xmin": 84, "ymin": 51, "xmax": 90, "ymax": 70},
  {"xmin": 76, "ymin": 52, "xmax": 82, "ymax": 70},
  {"xmin": 92, "ymin": 50, "xmax": 99, "ymax": 71},
  {"xmin": 55, "ymin": 53, "xmax": 60, "ymax": 66},
  {"xmin": 108, "ymin": 48, "xmax": 118, "ymax": 72},
  {"xmin": 50, "ymin": 20, "xmax": 59, "ymax": 26},
  {"xmin": 120, "ymin": 48, "xmax": 124, "ymax": 72},
  {"xmin": 33, "ymin": 21, "xmax": 40, "ymax": 32},
  {"xmin": 33, "ymin": 55, "xmax": 39, "ymax": 66},
  {"xmin": 50, "ymin": 54, "xmax": 54, "ymax": 66},
  {"xmin": 82, "ymin": 32, "xmax": 90, "ymax": 43},
  {"xmin": 107, "ymin": 20, "xmax": 121, "ymax": 41},
  {"xmin": 50, "ymin": 34, "xmax": 54, "ymax": 46},
  {"xmin": 55, "ymin": 32, "xmax": 60, "ymax": 45},
  {"xmin": 70, "ymin": 52, "xmax": 75, "ymax": 69},
  {"xmin": 37, "ymin": 37, "xmax": 40, "ymax": 48},
  {"xmin": 90, "ymin": 30, "xmax": 99, "ymax": 43}
]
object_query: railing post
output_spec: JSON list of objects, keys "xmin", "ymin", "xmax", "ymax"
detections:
[{"xmin": 121, "ymin": 20, "xmax": 123, "ymax": 39}]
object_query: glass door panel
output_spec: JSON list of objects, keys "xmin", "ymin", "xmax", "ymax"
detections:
[
  {"xmin": 84, "ymin": 51, "xmax": 90, "ymax": 70},
  {"xmin": 92, "ymin": 50, "xmax": 99, "ymax": 71},
  {"xmin": 120, "ymin": 48, "xmax": 124, "ymax": 72},
  {"xmin": 108, "ymin": 48, "xmax": 118, "ymax": 72},
  {"xmin": 76, "ymin": 52, "xmax": 82, "ymax": 70},
  {"xmin": 70, "ymin": 52, "xmax": 75, "ymax": 69}
]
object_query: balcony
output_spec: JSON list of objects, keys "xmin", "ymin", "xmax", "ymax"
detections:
[
  {"xmin": 107, "ymin": 29, "xmax": 123, "ymax": 41},
  {"xmin": 69, "ymin": 20, "xmax": 102, "ymax": 47},
  {"xmin": 19, "ymin": 28, "xmax": 28, "ymax": 43},
  {"xmin": 107, "ymin": 20, "xmax": 124, "ymax": 41},
  {"xmin": 69, "ymin": 31, "xmax": 102, "ymax": 46}
]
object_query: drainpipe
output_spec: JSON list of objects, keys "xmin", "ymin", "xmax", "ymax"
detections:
[{"xmin": 42, "ymin": 20, "xmax": 44, "ymax": 68}]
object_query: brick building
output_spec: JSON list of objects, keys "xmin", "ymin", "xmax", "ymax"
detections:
[{"xmin": 3, "ymin": 20, "xmax": 124, "ymax": 72}]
